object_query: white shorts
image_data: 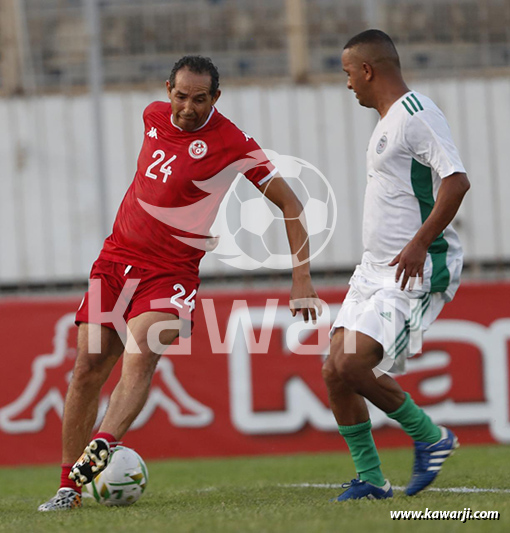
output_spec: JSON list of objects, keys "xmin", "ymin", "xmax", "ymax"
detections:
[{"xmin": 331, "ymin": 263, "xmax": 446, "ymax": 375}]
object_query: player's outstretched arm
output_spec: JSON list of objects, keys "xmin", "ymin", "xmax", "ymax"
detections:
[
  {"xmin": 260, "ymin": 175, "xmax": 322, "ymax": 323},
  {"xmin": 389, "ymin": 172, "xmax": 470, "ymax": 290}
]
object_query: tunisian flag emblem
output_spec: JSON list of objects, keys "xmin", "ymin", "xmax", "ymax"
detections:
[{"xmin": 189, "ymin": 140, "xmax": 208, "ymax": 159}]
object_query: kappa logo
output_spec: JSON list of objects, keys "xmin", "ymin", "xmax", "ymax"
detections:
[
  {"xmin": 189, "ymin": 139, "xmax": 208, "ymax": 159},
  {"xmin": 147, "ymin": 127, "xmax": 158, "ymax": 139},
  {"xmin": 376, "ymin": 134, "xmax": 388, "ymax": 154},
  {"xmin": 226, "ymin": 304, "xmax": 510, "ymax": 443},
  {"xmin": 0, "ymin": 314, "xmax": 213, "ymax": 434}
]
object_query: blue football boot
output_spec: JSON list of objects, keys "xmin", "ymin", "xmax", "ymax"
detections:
[
  {"xmin": 332, "ymin": 478, "xmax": 393, "ymax": 501},
  {"xmin": 406, "ymin": 426, "xmax": 459, "ymax": 496}
]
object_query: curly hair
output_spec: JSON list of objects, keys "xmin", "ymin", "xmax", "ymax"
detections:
[{"xmin": 168, "ymin": 56, "xmax": 220, "ymax": 96}]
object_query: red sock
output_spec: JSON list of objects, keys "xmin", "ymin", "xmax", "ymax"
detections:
[
  {"xmin": 92, "ymin": 431, "xmax": 118, "ymax": 447},
  {"xmin": 60, "ymin": 464, "xmax": 81, "ymax": 493}
]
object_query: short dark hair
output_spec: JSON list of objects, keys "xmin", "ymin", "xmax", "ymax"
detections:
[
  {"xmin": 344, "ymin": 29, "xmax": 400, "ymax": 68},
  {"xmin": 168, "ymin": 56, "xmax": 220, "ymax": 97}
]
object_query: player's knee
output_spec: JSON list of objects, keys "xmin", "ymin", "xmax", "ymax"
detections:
[
  {"xmin": 121, "ymin": 351, "xmax": 160, "ymax": 386},
  {"xmin": 321, "ymin": 359, "xmax": 338, "ymax": 385},
  {"xmin": 322, "ymin": 354, "xmax": 351, "ymax": 388},
  {"xmin": 323, "ymin": 332, "xmax": 348, "ymax": 383},
  {"xmin": 334, "ymin": 356, "xmax": 362, "ymax": 389},
  {"xmin": 325, "ymin": 345, "xmax": 362, "ymax": 383},
  {"xmin": 71, "ymin": 354, "xmax": 109, "ymax": 387}
]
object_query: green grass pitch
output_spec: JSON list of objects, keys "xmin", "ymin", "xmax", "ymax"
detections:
[{"xmin": 1, "ymin": 445, "xmax": 509, "ymax": 532}]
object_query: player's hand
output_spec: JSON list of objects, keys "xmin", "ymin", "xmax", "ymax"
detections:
[
  {"xmin": 204, "ymin": 235, "xmax": 220, "ymax": 252},
  {"xmin": 388, "ymin": 240, "xmax": 428, "ymax": 291},
  {"xmin": 289, "ymin": 276, "xmax": 323, "ymax": 324}
]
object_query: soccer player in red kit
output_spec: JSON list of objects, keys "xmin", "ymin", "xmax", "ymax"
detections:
[{"xmin": 38, "ymin": 56, "xmax": 321, "ymax": 511}]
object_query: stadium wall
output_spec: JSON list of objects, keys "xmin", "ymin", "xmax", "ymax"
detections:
[
  {"xmin": 1, "ymin": 76, "xmax": 510, "ymax": 284},
  {"xmin": 0, "ymin": 282, "xmax": 509, "ymax": 465}
]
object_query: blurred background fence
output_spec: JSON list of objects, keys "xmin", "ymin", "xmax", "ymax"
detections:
[
  {"xmin": 2, "ymin": 0, "xmax": 510, "ymax": 288},
  {"xmin": 4, "ymin": 0, "xmax": 510, "ymax": 91}
]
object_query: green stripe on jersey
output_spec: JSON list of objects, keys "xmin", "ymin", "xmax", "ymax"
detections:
[
  {"xmin": 406, "ymin": 96, "xmax": 419, "ymax": 113},
  {"xmin": 410, "ymin": 159, "xmax": 450, "ymax": 292},
  {"xmin": 402, "ymin": 100, "xmax": 414, "ymax": 115},
  {"xmin": 410, "ymin": 93, "xmax": 424, "ymax": 110}
]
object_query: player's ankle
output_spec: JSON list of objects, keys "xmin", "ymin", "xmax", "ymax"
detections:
[
  {"xmin": 60, "ymin": 463, "xmax": 81, "ymax": 493},
  {"xmin": 92, "ymin": 432, "xmax": 118, "ymax": 446},
  {"xmin": 359, "ymin": 469, "xmax": 386, "ymax": 488}
]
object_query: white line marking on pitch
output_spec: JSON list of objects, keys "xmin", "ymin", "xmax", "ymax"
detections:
[{"xmin": 281, "ymin": 483, "xmax": 510, "ymax": 494}]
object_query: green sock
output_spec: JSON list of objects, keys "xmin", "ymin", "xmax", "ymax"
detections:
[
  {"xmin": 338, "ymin": 420, "xmax": 386, "ymax": 487},
  {"xmin": 388, "ymin": 392, "xmax": 441, "ymax": 443}
]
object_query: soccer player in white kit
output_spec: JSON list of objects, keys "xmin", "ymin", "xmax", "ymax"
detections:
[{"xmin": 323, "ymin": 30, "xmax": 471, "ymax": 501}]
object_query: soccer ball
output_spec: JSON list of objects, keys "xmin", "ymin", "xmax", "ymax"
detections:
[
  {"xmin": 84, "ymin": 446, "xmax": 148, "ymax": 506},
  {"xmin": 219, "ymin": 153, "xmax": 336, "ymax": 270}
]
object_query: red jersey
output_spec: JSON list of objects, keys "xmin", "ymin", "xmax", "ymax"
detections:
[{"xmin": 99, "ymin": 102, "xmax": 276, "ymax": 276}]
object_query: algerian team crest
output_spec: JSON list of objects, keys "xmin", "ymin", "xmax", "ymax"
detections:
[
  {"xmin": 376, "ymin": 135, "xmax": 387, "ymax": 154},
  {"xmin": 189, "ymin": 140, "xmax": 208, "ymax": 159}
]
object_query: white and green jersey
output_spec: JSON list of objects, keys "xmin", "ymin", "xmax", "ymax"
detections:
[{"xmin": 363, "ymin": 91, "xmax": 466, "ymax": 301}]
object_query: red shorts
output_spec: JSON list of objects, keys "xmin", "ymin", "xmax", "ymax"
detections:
[{"xmin": 76, "ymin": 259, "xmax": 200, "ymax": 338}]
